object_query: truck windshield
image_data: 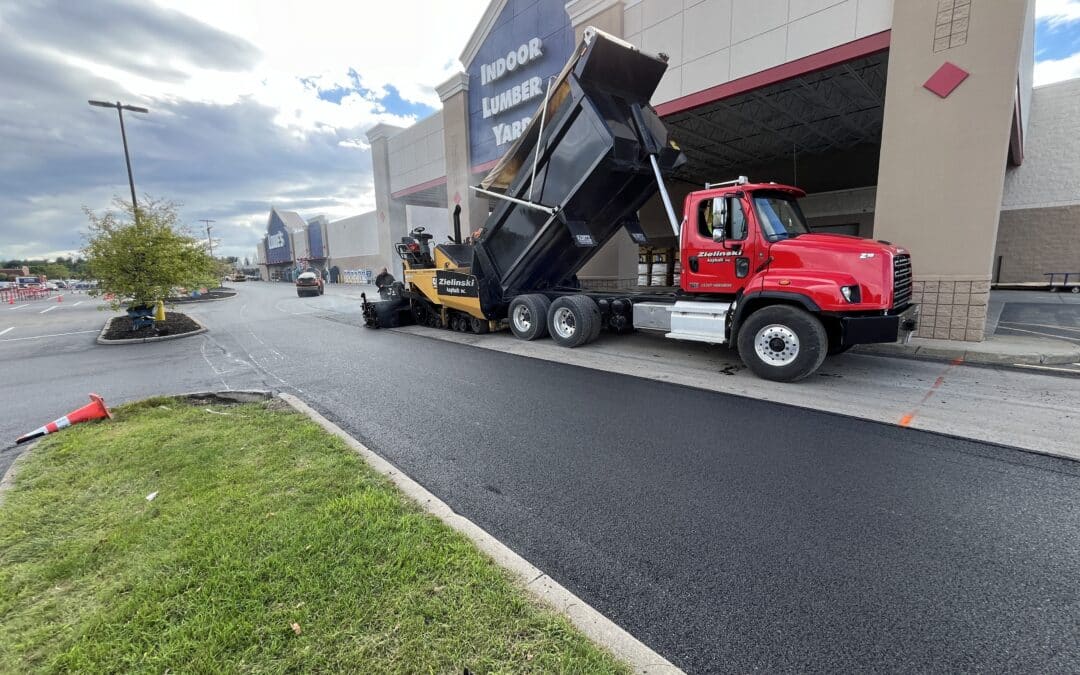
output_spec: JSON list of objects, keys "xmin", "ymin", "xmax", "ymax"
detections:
[{"xmin": 754, "ymin": 193, "xmax": 810, "ymax": 241}]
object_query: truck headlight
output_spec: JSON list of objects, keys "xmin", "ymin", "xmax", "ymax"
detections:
[{"xmin": 840, "ymin": 285, "xmax": 861, "ymax": 303}]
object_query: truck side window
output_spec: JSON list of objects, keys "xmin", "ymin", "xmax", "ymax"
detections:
[
  {"xmin": 698, "ymin": 200, "xmax": 714, "ymax": 237},
  {"xmin": 698, "ymin": 197, "xmax": 748, "ymax": 240}
]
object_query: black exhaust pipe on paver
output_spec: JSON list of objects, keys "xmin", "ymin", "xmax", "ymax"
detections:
[{"xmin": 452, "ymin": 204, "xmax": 462, "ymax": 244}]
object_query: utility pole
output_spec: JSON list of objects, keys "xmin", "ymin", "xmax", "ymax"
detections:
[
  {"xmin": 88, "ymin": 100, "xmax": 148, "ymax": 218},
  {"xmin": 201, "ymin": 219, "xmax": 215, "ymax": 258}
]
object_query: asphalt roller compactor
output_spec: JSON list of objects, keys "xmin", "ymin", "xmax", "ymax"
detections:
[
  {"xmin": 362, "ymin": 27, "xmax": 920, "ymax": 382},
  {"xmin": 362, "ymin": 27, "xmax": 686, "ymax": 339}
]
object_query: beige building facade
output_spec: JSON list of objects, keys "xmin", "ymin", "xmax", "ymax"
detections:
[{"xmin": 362, "ymin": 0, "xmax": 1075, "ymax": 342}]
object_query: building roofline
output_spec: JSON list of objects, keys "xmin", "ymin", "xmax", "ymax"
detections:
[{"xmin": 460, "ymin": 0, "xmax": 509, "ymax": 68}]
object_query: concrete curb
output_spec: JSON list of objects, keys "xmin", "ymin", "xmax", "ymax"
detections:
[
  {"xmin": 277, "ymin": 392, "xmax": 681, "ymax": 675},
  {"xmin": 854, "ymin": 340, "xmax": 1080, "ymax": 366},
  {"xmin": 166, "ymin": 292, "xmax": 237, "ymax": 305},
  {"xmin": 97, "ymin": 315, "xmax": 208, "ymax": 345},
  {"xmin": 0, "ymin": 443, "xmax": 34, "ymax": 509}
]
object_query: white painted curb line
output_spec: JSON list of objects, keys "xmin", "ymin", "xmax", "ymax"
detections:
[{"xmin": 278, "ymin": 392, "xmax": 682, "ymax": 675}]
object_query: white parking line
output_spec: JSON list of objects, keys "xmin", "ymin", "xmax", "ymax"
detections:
[
  {"xmin": 8, "ymin": 304, "xmax": 29, "ymax": 310},
  {"xmin": 73, "ymin": 301, "xmax": 83, "ymax": 306},
  {"xmin": 0, "ymin": 327, "xmax": 12, "ymax": 337},
  {"xmin": 0, "ymin": 329, "xmax": 98, "ymax": 342},
  {"xmin": 39, "ymin": 305, "xmax": 59, "ymax": 314}
]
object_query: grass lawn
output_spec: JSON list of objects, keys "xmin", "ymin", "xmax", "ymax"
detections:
[{"xmin": 0, "ymin": 397, "xmax": 627, "ymax": 673}]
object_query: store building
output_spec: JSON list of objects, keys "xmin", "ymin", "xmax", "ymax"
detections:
[
  {"xmin": 254, "ymin": 204, "xmax": 447, "ymax": 283},
  {"xmin": 361, "ymin": 0, "xmax": 1072, "ymax": 342}
]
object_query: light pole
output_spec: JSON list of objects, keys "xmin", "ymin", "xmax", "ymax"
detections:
[
  {"xmin": 88, "ymin": 100, "xmax": 148, "ymax": 217},
  {"xmin": 201, "ymin": 219, "xmax": 215, "ymax": 258}
]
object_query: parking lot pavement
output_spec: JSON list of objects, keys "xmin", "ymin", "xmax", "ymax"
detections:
[{"xmin": 4, "ymin": 282, "xmax": 1080, "ymax": 672}]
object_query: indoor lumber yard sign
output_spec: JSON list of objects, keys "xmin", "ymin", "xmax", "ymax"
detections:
[{"xmin": 480, "ymin": 37, "xmax": 546, "ymax": 147}]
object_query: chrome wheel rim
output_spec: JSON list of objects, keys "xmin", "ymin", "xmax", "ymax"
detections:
[
  {"xmin": 552, "ymin": 306, "xmax": 576, "ymax": 339},
  {"xmin": 513, "ymin": 305, "xmax": 532, "ymax": 333},
  {"xmin": 754, "ymin": 324, "xmax": 800, "ymax": 366}
]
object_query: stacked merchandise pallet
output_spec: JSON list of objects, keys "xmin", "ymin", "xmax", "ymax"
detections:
[{"xmin": 637, "ymin": 247, "xmax": 680, "ymax": 287}]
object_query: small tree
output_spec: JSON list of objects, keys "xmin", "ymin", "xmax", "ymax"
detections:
[{"xmin": 82, "ymin": 198, "xmax": 215, "ymax": 310}]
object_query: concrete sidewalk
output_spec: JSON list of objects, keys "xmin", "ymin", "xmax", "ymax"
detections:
[
  {"xmin": 855, "ymin": 333, "xmax": 1080, "ymax": 366},
  {"xmin": 859, "ymin": 290, "xmax": 1080, "ymax": 366}
]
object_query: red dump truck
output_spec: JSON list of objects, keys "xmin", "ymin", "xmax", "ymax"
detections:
[{"xmin": 363, "ymin": 28, "xmax": 917, "ymax": 382}]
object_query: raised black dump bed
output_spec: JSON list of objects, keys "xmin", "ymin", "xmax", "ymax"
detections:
[{"xmin": 467, "ymin": 27, "xmax": 685, "ymax": 317}]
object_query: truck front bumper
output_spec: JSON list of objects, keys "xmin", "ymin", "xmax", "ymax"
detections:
[{"xmin": 840, "ymin": 304, "xmax": 920, "ymax": 346}]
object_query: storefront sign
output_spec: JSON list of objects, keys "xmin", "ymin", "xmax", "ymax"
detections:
[
  {"xmin": 466, "ymin": 2, "xmax": 573, "ymax": 167},
  {"xmin": 479, "ymin": 38, "xmax": 545, "ymax": 148},
  {"xmin": 268, "ymin": 232, "xmax": 286, "ymax": 249}
]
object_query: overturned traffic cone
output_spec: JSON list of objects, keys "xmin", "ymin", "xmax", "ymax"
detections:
[{"xmin": 16, "ymin": 394, "xmax": 112, "ymax": 444}]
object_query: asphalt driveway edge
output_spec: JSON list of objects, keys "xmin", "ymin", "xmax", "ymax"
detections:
[{"xmin": 277, "ymin": 392, "xmax": 682, "ymax": 675}]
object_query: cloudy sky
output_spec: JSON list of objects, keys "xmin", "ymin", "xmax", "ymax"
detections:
[{"xmin": 1, "ymin": 1, "xmax": 1077, "ymax": 263}]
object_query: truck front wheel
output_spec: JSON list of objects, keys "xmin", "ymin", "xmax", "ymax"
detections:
[
  {"xmin": 737, "ymin": 305, "xmax": 828, "ymax": 382},
  {"xmin": 509, "ymin": 294, "xmax": 551, "ymax": 340}
]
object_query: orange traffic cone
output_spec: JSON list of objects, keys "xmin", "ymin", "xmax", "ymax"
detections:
[
  {"xmin": 57, "ymin": 294, "xmax": 63, "ymax": 303},
  {"xmin": 16, "ymin": 394, "xmax": 112, "ymax": 444}
]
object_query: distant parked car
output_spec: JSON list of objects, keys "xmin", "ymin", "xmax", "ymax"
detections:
[
  {"xmin": 295, "ymin": 271, "xmax": 324, "ymax": 297},
  {"xmin": 231, "ymin": 271, "xmax": 246, "ymax": 282}
]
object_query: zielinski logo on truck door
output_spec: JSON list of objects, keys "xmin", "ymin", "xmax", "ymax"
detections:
[{"xmin": 436, "ymin": 271, "xmax": 479, "ymax": 298}]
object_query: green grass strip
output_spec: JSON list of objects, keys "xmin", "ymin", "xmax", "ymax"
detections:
[{"xmin": 0, "ymin": 398, "xmax": 627, "ymax": 674}]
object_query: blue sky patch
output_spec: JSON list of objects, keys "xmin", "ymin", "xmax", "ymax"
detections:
[
  {"xmin": 308, "ymin": 70, "xmax": 434, "ymax": 118},
  {"xmin": 1036, "ymin": 17, "xmax": 1080, "ymax": 60}
]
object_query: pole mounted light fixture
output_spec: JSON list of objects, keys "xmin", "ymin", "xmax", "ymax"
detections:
[{"xmin": 88, "ymin": 100, "xmax": 148, "ymax": 217}]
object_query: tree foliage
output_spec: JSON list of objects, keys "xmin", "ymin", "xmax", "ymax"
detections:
[{"xmin": 82, "ymin": 198, "xmax": 216, "ymax": 309}]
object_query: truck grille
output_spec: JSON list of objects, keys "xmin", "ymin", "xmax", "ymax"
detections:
[{"xmin": 893, "ymin": 254, "xmax": 913, "ymax": 308}]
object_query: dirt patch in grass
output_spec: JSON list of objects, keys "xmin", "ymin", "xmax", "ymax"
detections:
[
  {"xmin": 102, "ymin": 312, "xmax": 201, "ymax": 340},
  {"xmin": 0, "ymin": 398, "xmax": 627, "ymax": 674}
]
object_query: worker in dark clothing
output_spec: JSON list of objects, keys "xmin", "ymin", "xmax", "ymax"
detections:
[{"xmin": 374, "ymin": 267, "xmax": 395, "ymax": 299}]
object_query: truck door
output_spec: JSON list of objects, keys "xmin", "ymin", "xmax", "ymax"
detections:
[{"xmin": 681, "ymin": 194, "xmax": 755, "ymax": 293}]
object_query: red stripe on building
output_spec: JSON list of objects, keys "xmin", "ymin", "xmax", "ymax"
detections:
[
  {"xmin": 391, "ymin": 175, "xmax": 448, "ymax": 199},
  {"xmin": 654, "ymin": 30, "xmax": 892, "ymax": 118},
  {"xmin": 470, "ymin": 158, "xmax": 500, "ymax": 176}
]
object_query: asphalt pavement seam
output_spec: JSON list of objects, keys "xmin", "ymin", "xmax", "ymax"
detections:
[{"xmin": 277, "ymin": 392, "xmax": 683, "ymax": 675}]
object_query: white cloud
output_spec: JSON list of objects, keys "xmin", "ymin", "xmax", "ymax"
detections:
[
  {"xmin": 0, "ymin": 0, "xmax": 490, "ymax": 260},
  {"xmin": 153, "ymin": 0, "xmax": 488, "ymax": 128},
  {"xmin": 1034, "ymin": 51, "xmax": 1080, "ymax": 85},
  {"xmin": 1036, "ymin": 0, "xmax": 1080, "ymax": 25}
]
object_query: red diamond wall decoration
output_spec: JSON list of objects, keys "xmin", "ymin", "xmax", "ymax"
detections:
[{"xmin": 923, "ymin": 62, "xmax": 970, "ymax": 98}]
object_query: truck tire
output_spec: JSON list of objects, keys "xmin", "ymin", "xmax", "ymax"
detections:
[
  {"xmin": 547, "ymin": 295, "xmax": 601, "ymax": 348},
  {"xmin": 737, "ymin": 305, "xmax": 828, "ymax": 382},
  {"xmin": 509, "ymin": 294, "xmax": 551, "ymax": 340}
]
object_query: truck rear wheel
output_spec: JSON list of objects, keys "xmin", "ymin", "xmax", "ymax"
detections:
[
  {"xmin": 737, "ymin": 305, "xmax": 827, "ymax": 382},
  {"xmin": 509, "ymin": 294, "xmax": 551, "ymax": 340},
  {"xmin": 547, "ymin": 295, "xmax": 601, "ymax": 348}
]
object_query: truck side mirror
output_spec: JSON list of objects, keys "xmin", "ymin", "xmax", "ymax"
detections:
[
  {"xmin": 716, "ymin": 197, "xmax": 727, "ymax": 230},
  {"xmin": 712, "ymin": 227, "xmax": 726, "ymax": 243}
]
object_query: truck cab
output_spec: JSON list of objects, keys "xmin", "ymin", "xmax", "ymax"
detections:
[{"xmin": 668, "ymin": 177, "xmax": 917, "ymax": 379}]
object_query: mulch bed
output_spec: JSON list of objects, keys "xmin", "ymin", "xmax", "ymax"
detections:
[
  {"xmin": 165, "ymin": 287, "xmax": 236, "ymax": 303},
  {"xmin": 102, "ymin": 312, "xmax": 202, "ymax": 340}
]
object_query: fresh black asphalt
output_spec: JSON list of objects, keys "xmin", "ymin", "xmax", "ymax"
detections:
[{"xmin": 3, "ymin": 285, "xmax": 1079, "ymax": 672}]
